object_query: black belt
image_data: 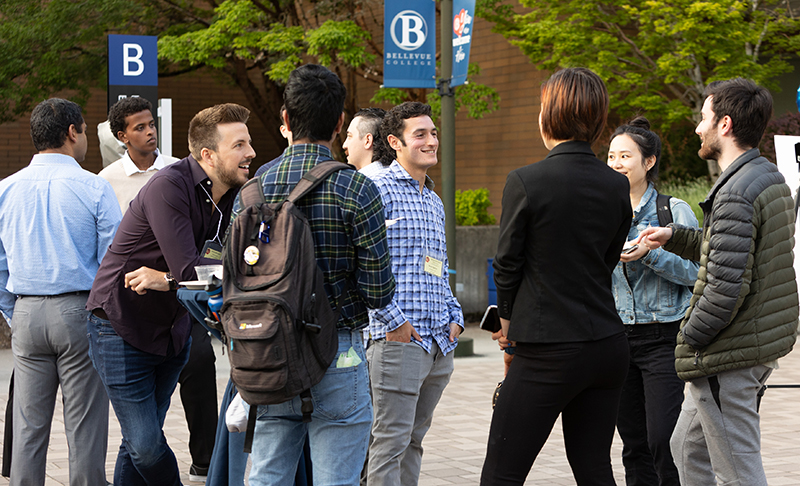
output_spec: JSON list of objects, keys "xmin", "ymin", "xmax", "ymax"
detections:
[{"xmin": 17, "ymin": 291, "xmax": 90, "ymax": 299}]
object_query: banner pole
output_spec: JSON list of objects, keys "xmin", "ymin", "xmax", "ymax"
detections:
[{"xmin": 440, "ymin": 0, "xmax": 457, "ymax": 290}]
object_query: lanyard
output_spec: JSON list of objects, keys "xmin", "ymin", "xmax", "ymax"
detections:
[{"xmin": 200, "ymin": 184, "xmax": 223, "ymax": 245}]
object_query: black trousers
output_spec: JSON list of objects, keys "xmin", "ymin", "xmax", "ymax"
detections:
[
  {"xmin": 617, "ymin": 322, "xmax": 684, "ymax": 486},
  {"xmin": 481, "ymin": 332, "xmax": 629, "ymax": 486},
  {"xmin": 178, "ymin": 321, "xmax": 219, "ymax": 468}
]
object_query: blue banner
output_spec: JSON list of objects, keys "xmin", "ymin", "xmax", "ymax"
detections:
[
  {"xmin": 451, "ymin": 0, "xmax": 476, "ymax": 87},
  {"xmin": 108, "ymin": 35, "xmax": 158, "ymax": 86},
  {"xmin": 384, "ymin": 0, "xmax": 436, "ymax": 89}
]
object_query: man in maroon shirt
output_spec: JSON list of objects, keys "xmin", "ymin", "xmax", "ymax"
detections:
[{"xmin": 86, "ymin": 103, "xmax": 255, "ymax": 485}]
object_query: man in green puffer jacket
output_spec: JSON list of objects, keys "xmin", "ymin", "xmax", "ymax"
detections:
[{"xmin": 641, "ymin": 78, "xmax": 799, "ymax": 486}]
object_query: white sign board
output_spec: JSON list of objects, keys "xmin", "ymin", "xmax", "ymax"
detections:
[{"xmin": 774, "ymin": 135, "xmax": 800, "ymax": 293}]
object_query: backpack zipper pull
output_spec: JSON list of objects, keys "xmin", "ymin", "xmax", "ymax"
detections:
[{"xmin": 258, "ymin": 222, "xmax": 270, "ymax": 243}]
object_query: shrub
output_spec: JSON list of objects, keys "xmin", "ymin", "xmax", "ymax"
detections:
[{"xmin": 455, "ymin": 188, "xmax": 496, "ymax": 226}]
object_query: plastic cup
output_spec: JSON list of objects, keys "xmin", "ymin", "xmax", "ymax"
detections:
[{"xmin": 195, "ymin": 265, "xmax": 223, "ymax": 282}]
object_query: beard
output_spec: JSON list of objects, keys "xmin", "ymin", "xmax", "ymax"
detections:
[
  {"xmin": 698, "ymin": 129, "xmax": 721, "ymax": 161},
  {"xmin": 217, "ymin": 160, "xmax": 248, "ymax": 190}
]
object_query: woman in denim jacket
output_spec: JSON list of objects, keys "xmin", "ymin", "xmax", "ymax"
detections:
[{"xmin": 607, "ymin": 117, "xmax": 700, "ymax": 486}]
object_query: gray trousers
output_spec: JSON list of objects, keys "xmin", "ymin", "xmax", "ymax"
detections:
[
  {"xmin": 10, "ymin": 294, "xmax": 108, "ymax": 486},
  {"xmin": 366, "ymin": 340, "xmax": 453, "ymax": 486},
  {"xmin": 670, "ymin": 364, "xmax": 772, "ymax": 486}
]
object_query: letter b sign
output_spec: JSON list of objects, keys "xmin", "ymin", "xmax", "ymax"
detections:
[
  {"xmin": 123, "ymin": 43, "xmax": 144, "ymax": 76},
  {"xmin": 109, "ymin": 35, "xmax": 157, "ymax": 86}
]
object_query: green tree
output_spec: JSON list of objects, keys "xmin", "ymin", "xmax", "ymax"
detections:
[
  {"xmin": 158, "ymin": 0, "xmax": 499, "ymax": 148},
  {"xmin": 0, "ymin": 0, "xmax": 499, "ymax": 150},
  {"xmin": 478, "ymin": 0, "xmax": 800, "ymax": 176},
  {"xmin": 0, "ymin": 0, "xmax": 140, "ymax": 123}
]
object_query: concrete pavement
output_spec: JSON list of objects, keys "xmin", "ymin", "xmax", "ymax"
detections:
[{"xmin": 2, "ymin": 324, "xmax": 800, "ymax": 485}]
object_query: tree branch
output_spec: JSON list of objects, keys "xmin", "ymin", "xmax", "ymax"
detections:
[
  {"xmin": 159, "ymin": 65, "xmax": 204, "ymax": 77},
  {"xmin": 153, "ymin": 0, "xmax": 212, "ymax": 27}
]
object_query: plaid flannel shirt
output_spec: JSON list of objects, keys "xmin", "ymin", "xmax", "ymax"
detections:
[
  {"xmin": 231, "ymin": 144, "xmax": 395, "ymax": 330},
  {"xmin": 368, "ymin": 161, "xmax": 464, "ymax": 355}
]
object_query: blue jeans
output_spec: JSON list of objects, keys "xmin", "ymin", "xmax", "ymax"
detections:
[
  {"xmin": 248, "ymin": 329, "xmax": 372, "ymax": 486},
  {"xmin": 87, "ymin": 313, "xmax": 190, "ymax": 486}
]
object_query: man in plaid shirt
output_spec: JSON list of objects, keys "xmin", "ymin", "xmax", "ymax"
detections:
[
  {"xmin": 232, "ymin": 64, "xmax": 395, "ymax": 485},
  {"xmin": 366, "ymin": 102, "xmax": 464, "ymax": 485}
]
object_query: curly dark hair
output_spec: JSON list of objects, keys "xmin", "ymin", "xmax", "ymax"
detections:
[
  {"xmin": 108, "ymin": 97, "xmax": 153, "ymax": 141},
  {"xmin": 380, "ymin": 102, "xmax": 432, "ymax": 163}
]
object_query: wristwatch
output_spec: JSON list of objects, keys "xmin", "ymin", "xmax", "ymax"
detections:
[{"xmin": 164, "ymin": 273, "xmax": 178, "ymax": 291}]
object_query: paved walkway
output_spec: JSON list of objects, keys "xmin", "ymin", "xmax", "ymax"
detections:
[{"xmin": 2, "ymin": 324, "xmax": 800, "ymax": 485}]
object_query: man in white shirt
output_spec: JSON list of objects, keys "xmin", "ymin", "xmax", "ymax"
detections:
[
  {"xmin": 342, "ymin": 107, "xmax": 388, "ymax": 178},
  {"xmin": 98, "ymin": 97, "xmax": 178, "ymax": 214}
]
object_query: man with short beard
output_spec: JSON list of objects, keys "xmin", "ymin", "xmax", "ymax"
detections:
[
  {"xmin": 641, "ymin": 78, "xmax": 799, "ymax": 486},
  {"xmin": 86, "ymin": 103, "xmax": 256, "ymax": 485}
]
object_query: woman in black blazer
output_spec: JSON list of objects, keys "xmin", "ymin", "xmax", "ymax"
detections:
[{"xmin": 480, "ymin": 68, "xmax": 633, "ymax": 486}]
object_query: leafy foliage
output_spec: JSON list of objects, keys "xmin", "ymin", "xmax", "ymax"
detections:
[
  {"xmin": 760, "ymin": 111, "xmax": 800, "ymax": 163},
  {"xmin": 660, "ymin": 177, "xmax": 713, "ymax": 223},
  {"xmin": 0, "ymin": 0, "xmax": 499, "ymax": 145},
  {"xmin": 0, "ymin": 0, "xmax": 142, "ymax": 123},
  {"xmin": 455, "ymin": 188, "xmax": 497, "ymax": 226},
  {"xmin": 477, "ymin": 0, "xmax": 800, "ymax": 130},
  {"xmin": 373, "ymin": 64, "xmax": 501, "ymax": 123},
  {"xmin": 157, "ymin": 0, "xmax": 499, "ymax": 144}
]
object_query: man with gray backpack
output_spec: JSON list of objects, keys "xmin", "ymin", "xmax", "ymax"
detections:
[{"xmin": 226, "ymin": 64, "xmax": 395, "ymax": 486}]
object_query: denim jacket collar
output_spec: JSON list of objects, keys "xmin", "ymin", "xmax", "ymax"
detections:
[{"xmin": 632, "ymin": 183, "xmax": 656, "ymax": 226}]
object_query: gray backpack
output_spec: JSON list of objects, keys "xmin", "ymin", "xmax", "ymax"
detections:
[{"xmin": 221, "ymin": 161, "xmax": 350, "ymax": 451}]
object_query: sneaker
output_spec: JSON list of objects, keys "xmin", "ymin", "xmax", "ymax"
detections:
[{"xmin": 188, "ymin": 464, "xmax": 209, "ymax": 483}]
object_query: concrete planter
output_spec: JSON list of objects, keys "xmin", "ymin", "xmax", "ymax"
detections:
[{"xmin": 454, "ymin": 225, "xmax": 500, "ymax": 316}]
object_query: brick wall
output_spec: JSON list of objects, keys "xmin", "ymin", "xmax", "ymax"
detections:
[
  {"xmin": 0, "ymin": 19, "xmax": 547, "ymax": 220},
  {"xmin": 0, "ymin": 68, "xmax": 281, "ymax": 179}
]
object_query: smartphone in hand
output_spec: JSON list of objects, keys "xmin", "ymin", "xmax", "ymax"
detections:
[
  {"xmin": 622, "ymin": 244, "xmax": 639, "ymax": 255},
  {"xmin": 480, "ymin": 305, "xmax": 501, "ymax": 333}
]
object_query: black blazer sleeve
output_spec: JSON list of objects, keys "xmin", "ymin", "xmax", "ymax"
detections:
[{"xmin": 494, "ymin": 170, "xmax": 528, "ymax": 319}]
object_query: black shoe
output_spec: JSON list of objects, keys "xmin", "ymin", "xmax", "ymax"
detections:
[{"xmin": 189, "ymin": 464, "xmax": 209, "ymax": 482}]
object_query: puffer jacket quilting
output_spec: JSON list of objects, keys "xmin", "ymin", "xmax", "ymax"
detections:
[{"xmin": 664, "ymin": 149, "xmax": 799, "ymax": 381}]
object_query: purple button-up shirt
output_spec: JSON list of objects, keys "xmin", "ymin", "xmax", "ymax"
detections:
[{"xmin": 87, "ymin": 155, "xmax": 236, "ymax": 355}]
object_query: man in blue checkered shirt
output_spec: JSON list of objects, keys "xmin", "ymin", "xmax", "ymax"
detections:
[{"xmin": 366, "ymin": 101, "xmax": 464, "ymax": 485}]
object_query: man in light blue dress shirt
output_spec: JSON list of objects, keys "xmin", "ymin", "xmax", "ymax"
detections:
[
  {"xmin": 0, "ymin": 98, "xmax": 122, "ymax": 486},
  {"xmin": 366, "ymin": 102, "xmax": 464, "ymax": 485}
]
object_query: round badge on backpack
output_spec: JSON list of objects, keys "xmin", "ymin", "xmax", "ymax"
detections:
[{"xmin": 244, "ymin": 245, "xmax": 260, "ymax": 266}]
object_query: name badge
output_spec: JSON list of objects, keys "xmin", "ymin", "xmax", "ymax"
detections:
[
  {"xmin": 424, "ymin": 255, "xmax": 443, "ymax": 277},
  {"xmin": 201, "ymin": 240, "xmax": 223, "ymax": 261}
]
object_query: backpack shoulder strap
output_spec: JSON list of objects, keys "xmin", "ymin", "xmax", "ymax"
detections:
[
  {"xmin": 238, "ymin": 175, "xmax": 267, "ymax": 208},
  {"xmin": 286, "ymin": 161, "xmax": 352, "ymax": 204},
  {"xmin": 656, "ymin": 193, "xmax": 673, "ymax": 227}
]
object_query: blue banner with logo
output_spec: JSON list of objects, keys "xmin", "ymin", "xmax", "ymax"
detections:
[
  {"xmin": 384, "ymin": 0, "xmax": 436, "ymax": 88},
  {"xmin": 451, "ymin": 0, "xmax": 475, "ymax": 87}
]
